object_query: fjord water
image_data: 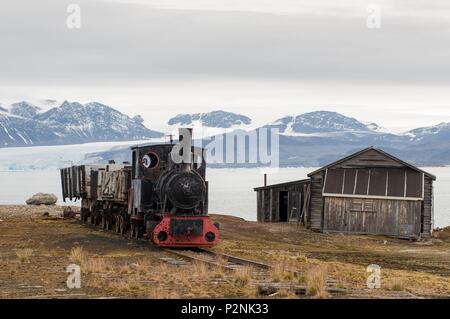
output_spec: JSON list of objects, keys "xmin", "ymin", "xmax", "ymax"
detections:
[{"xmin": 0, "ymin": 167, "xmax": 449, "ymax": 228}]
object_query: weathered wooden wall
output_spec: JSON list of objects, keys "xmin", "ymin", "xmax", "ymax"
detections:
[
  {"xmin": 309, "ymin": 172, "xmax": 324, "ymax": 231},
  {"xmin": 323, "ymin": 196, "xmax": 422, "ymax": 238},
  {"xmin": 422, "ymin": 176, "xmax": 434, "ymax": 237}
]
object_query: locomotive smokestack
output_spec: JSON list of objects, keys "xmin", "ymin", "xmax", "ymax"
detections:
[{"xmin": 177, "ymin": 128, "xmax": 193, "ymax": 171}]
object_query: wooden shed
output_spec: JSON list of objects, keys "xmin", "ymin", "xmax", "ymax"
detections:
[
  {"xmin": 254, "ymin": 179, "xmax": 310, "ymax": 223},
  {"xmin": 255, "ymin": 147, "xmax": 436, "ymax": 239}
]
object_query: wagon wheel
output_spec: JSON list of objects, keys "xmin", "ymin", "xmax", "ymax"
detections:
[
  {"xmin": 81, "ymin": 210, "xmax": 87, "ymax": 223},
  {"xmin": 115, "ymin": 216, "xmax": 121, "ymax": 233},
  {"xmin": 96, "ymin": 213, "xmax": 101, "ymax": 226},
  {"xmin": 90, "ymin": 212, "xmax": 95, "ymax": 225},
  {"xmin": 101, "ymin": 215, "xmax": 107, "ymax": 229},
  {"xmin": 119, "ymin": 216, "xmax": 126, "ymax": 235}
]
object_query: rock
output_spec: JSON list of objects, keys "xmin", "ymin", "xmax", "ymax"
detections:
[
  {"xmin": 26, "ymin": 193, "xmax": 58, "ymax": 206},
  {"xmin": 42, "ymin": 212, "xmax": 49, "ymax": 217}
]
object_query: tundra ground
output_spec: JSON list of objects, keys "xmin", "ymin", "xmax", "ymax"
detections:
[{"xmin": 0, "ymin": 205, "xmax": 449, "ymax": 298}]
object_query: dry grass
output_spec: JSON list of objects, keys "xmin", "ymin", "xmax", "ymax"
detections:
[
  {"xmin": 305, "ymin": 265, "xmax": 329, "ymax": 298},
  {"xmin": 16, "ymin": 248, "xmax": 33, "ymax": 263},
  {"xmin": 192, "ymin": 260, "xmax": 209, "ymax": 278},
  {"xmin": 69, "ymin": 246, "xmax": 88, "ymax": 265},
  {"xmin": 6, "ymin": 262, "xmax": 18, "ymax": 275},
  {"xmin": 135, "ymin": 258, "xmax": 153, "ymax": 276},
  {"xmin": 389, "ymin": 278, "xmax": 405, "ymax": 291},
  {"xmin": 147, "ymin": 286, "xmax": 180, "ymax": 299},
  {"xmin": 83, "ymin": 257, "xmax": 113, "ymax": 274},
  {"xmin": 271, "ymin": 258, "xmax": 295, "ymax": 282},
  {"xmin": 211, "ymin": 265, "xmax": 226, "ymax": 279},
  {"xmin": 277, "ymin": 288, "xmax": 298, "ymax": 299},
  {"xmin": 118, "ymin": 263, "xmax": 134, "ymax": 275},
  {"xmin": 234, "ymin": 266, "xmax": 253, "ymax": 287}
]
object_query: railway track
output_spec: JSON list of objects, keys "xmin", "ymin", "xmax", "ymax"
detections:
[
  {"xmin": 74, "ymin": 218, "xmax": 420, "ymax": 298},
  {"xmin": 164, "ymin": 248, "xmax": 272, "ymax": 271}
]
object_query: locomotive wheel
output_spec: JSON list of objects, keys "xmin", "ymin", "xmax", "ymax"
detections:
[
  {"xmin": 134, "ymin": 225, "xmax": 140, "ymax": 239},
  {"xmin": 130, "ymin": 224, "xmax": 136, "ymax": 238},
  {"xmin": 131, "ymin": 223, "xmax": 139, "ymax": 238}
]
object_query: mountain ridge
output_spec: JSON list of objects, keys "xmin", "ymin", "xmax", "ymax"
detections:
[
  {"xmin": 168, "ymin": 110, "xmax": 252, "ymax": 128},
  {"xmin": 2, "ymin": 101, "xmax": 450, "ymax": 166},
  {"xmin": 0, "ymin": 100, "xmax": 163, "ymax": 147}
]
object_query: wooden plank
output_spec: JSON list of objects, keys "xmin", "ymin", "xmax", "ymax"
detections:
[{"xmin": 323, "ymin": 196, "xmax": 422, "ymax": 238}]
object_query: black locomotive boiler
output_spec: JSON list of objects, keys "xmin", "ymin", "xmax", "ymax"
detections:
[{"xmin": 60, "ymin": 128, "xmax": 219, "ymax": 248}]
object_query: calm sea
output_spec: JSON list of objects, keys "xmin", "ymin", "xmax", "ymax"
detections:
[{"xmin": 0, "ymin": 167, "xmax": 448, "ymax": 227}]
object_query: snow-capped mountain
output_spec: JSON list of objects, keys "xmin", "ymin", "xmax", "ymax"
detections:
[
  {"xmin": 264, "ymin": 111, "xmax": 376, "ymax": 135},
  {"xmin": 4, "ymin": 103, "xmax": 450, "ymax": 168},
  {"xmin": 168, "ymin": 110, "xmax": 252, "ymax": 128},
  {"xmin": 405, "ymin": 122, "xmax": 450, "ymax": 141},
  {"xmin": 0, "ymin": 100, "xmax": 163, "ymax": 147},
  {"xmin": 10, "ymin": 102, "xmax": 42, "ymax": 118}
]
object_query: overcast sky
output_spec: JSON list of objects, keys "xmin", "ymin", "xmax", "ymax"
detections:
[{"xmin": 0, "ymin": 0, "xmax": 449, "ymax": 132}]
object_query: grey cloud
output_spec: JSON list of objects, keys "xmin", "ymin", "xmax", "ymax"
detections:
[{"xmin": 0, "ymin": 0, "xmax": 449, "ymax": 87}]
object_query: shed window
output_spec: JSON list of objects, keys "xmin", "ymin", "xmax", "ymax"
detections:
[
  {"xmin": 354, "ymin": 169, "xmax": 370, "ymax": 195},
  {"xmin": 387, "ymin": 169, "xmax": 405, "ymax": 197},
  {"xmin": 323, "ymin": 169, "xmax": 344, "ymax": 194},
  {"xmin": 368, "ymin": 169, "xmax": 387, "ymax": 196},
  {"xmin": 406, "ymin": 169, "xmax": 423, "ymax": 198},
  {"xmin": 323, "ymin": 167, "xmax": 424, "ymax": 200},
  {"xmin": 343, "ymin": 169, "xmax": 357, "ymax": 194}
]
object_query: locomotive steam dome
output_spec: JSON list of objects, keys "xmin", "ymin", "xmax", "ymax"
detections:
[{"xmin": 164, "ymin": 170, "xmax": 206, "ymax": 210}]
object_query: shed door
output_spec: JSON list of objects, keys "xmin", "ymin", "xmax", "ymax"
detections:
[{"xmin": 279, "ymin": 191, "xmax": 288, "ymax": 222}]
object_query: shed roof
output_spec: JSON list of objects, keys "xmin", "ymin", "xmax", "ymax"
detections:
[
  {"xmin": 307, "ymin": 147, "xmax": 436, "ymax": 180},
  {"xmin": 254, "ymin": 178, "xmax": 310, "ymax": 191}
]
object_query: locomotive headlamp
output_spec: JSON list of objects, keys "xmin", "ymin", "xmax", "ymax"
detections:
[
  {"xmin": 205, "ymin": 232, "xmax": 215, "ymax": 242},
  {"xmin": 142, "ymin": 152, "xmax": 159, "ymax": 168},
  {"xmin": 157, "ymin": 231, "xmax": 168, "ymax": 242}
]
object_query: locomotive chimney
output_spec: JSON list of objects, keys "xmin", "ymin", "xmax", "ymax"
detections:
[{"xmin": 178, "ymin": 127, "xmax": 193, "ymax": 171}]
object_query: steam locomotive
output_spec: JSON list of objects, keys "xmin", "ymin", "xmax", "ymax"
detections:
[{"xmin": 60, "ymin": 128, "xmax": 219, "ymax": 247}]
